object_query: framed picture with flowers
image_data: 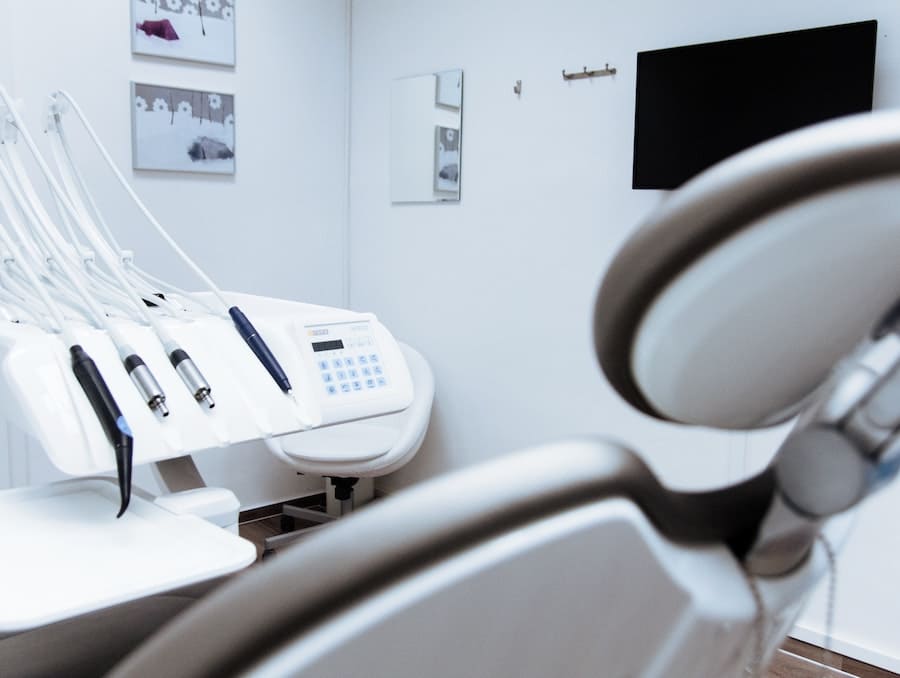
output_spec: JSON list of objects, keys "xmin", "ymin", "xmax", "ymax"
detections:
[
  {"xmin": 132, "ymin": 0, "xmax": 236, "ymax": 66},
  {"xmin": 131, "ymin": 83, "xmax": 235, "ymax": 174},
  {"xmin": 434, "ymin": 126, "xmax": 460, "ymax": 194}
]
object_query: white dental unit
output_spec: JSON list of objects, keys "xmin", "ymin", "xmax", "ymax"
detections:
[
  {"xmin": 5, "ymin": 295, "xmax": 414, "ymax": 477},
  {"xmin": 0, "ymin": 87, "xmax": 422, "ymax": 676}
]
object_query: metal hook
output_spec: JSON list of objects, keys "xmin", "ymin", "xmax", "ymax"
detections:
[{"xmin": 562, "ymin": 64, "xmax": 617, "ymax": 81}]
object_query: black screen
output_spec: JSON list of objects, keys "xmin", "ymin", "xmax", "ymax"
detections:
[
  {"xmin": 632, "ymin": 21, "xmax": 877, "ymax": 189},
  {"xmin": 312, "ymin": 339, "xmax": 344, "ymax": 352}
]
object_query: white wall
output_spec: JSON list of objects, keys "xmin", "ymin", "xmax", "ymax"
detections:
[
  {"xmin": 0, "ymin": 0, "xmax": 350, "ymax": 508},
  {"xmin": 348, "ymin": 0, "xmax": 900, "ymax": 670}
]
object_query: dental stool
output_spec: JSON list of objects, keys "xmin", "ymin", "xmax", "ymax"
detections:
[{"xmin": 262, "ymin": 342, "xmax": 434, "ymax": 551}]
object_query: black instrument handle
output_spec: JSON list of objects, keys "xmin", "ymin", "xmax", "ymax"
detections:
[{"xmin": 70, "ymin": 345, "xmax": 134, "ymax": 517}]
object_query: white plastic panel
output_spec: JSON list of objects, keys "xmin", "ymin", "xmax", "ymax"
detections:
[
  {"xmin": 0, "ymin": 477, "xmax": 255, "ymax": 632},
  {"xmin": 0, "ymin": 293, "xmax": 413, "ymax": 476},
  {"xmin": 633, "ymin": 176, "xmax": 900, "ymax": 429},
  {"xmin": 278, "ymin": 422, "xmax": 396, "ymax": 463}
]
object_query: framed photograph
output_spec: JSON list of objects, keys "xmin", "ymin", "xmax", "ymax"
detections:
[
  {"xmin": 132, "ymin": 0, "xmax": 235, "ymax": 66},
  {"xmin": 131, "ymin": 83, "xmax": 235, "ymax": 174},
  {"xmin": 434, "ymin": 126, "xmax": 460, "ymax": 193}
]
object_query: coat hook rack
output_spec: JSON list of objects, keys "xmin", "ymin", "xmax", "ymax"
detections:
[{"xmin": 562, "ymin": 64, "xmax": 617, "ymax": 81}]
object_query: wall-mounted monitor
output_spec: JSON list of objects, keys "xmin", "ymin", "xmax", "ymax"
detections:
[{"xmin": 632, "ymin": 20, "xmax": 877, "ymax": 190}]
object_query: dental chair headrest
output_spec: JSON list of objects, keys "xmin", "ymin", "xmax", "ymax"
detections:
[{"xmin": 594, "ymin": 110, "xmax": 900, "ymax": 430}]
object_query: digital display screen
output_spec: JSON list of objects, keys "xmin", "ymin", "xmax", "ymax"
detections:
[
  {"xmin": 632, "ymin": 20, "xmax": 877, "ymax": 189},
  {"xmin": 312, "ymin": 339, "xmax": 344, "ymax": 352}
]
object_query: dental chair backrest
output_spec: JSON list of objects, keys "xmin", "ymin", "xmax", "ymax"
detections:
[
  {"xmin": 110, "ymin": 110, "xmax": 900, "ymax": 678},
  {"xmin": 111, "ymin": 439, "xmax": 787, "ymax": 678},
  {"xmin": 595, "ymin": 109, "xmax": 900, "ymax": 429}
]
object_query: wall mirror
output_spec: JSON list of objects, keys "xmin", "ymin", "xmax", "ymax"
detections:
[{"xmin": 391, "ymin": 69, "xmax": 463, "ymax": 203}]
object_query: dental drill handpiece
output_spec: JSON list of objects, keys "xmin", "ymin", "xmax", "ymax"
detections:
[
  {"xmin": 70, "ymin": 345, "xmax": 135, "ymax": 517},
  {"xmin": 229, "ymin": 306, "xmax": 293, "ymax": 393}
]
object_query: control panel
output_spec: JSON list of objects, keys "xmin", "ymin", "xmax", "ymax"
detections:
[{"xmin": 307, "ymin": 321, "xmax": 389, "ymax": 400}]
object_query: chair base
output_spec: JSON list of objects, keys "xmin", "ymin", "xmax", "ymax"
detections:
[{"xmin": 262, "ymin": 478, "xmax": 375, "ymax": 555}]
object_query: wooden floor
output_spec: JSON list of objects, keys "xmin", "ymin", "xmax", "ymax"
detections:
[
  {"xmin": 238, "ymin": 494, "xmax": 330, "ymax": 563},
  {"xmin": 240, "ymin": 515, "xmax": 897, "ymax": 678},
  {"xmin": 238, "ymin": 515, "xmax": 283, "ymax": 563},
  {"xmin": 767, "ymin": 639, "xmax": 898, "ymax": 678}
]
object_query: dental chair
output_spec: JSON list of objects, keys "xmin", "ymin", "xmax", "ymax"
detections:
[
  {"xmin": 261, "ymin": 342, "xmax": 435, "ymax": 551},
  {"xmin": 110, "ymin": 109, "xmax": 900, "ymax": 677}
]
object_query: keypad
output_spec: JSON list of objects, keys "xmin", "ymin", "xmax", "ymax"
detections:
[{"xmin": 313, "ymin": 341, "xmax": 387, "ymax": 397}]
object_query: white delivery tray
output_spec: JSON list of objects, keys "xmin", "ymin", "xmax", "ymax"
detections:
[
  {"xmin": 0, "ymin": 477, "xmax": 256, "ymax": 633},
  {"xmin": 0, "ymin": 292, "xmax": 414, "ymax": 477}
]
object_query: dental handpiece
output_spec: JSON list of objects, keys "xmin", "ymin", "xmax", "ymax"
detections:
[
  {"xmin": 70, "ymin": 344, "xmax": 134, "ymax": 517},
  {"xmin": 169, "ymin": 348, "xmax": 215, "ymax": 407},
  {"xmin": 123, "ymin": 354, "xmax": 169, "ymax": 417},
  {"xmin": 229, "ymin": 306, "xmax": 293, "ymax": 393}
]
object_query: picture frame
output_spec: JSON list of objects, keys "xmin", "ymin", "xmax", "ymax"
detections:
[
  {"xmin": 132, "ymin": 0, "xmax": 236, "ymax": 67},
  {"xmin": 131, "ymin": 82, "xmax": 235, "ymax": 174},
  {"xmin": 434, "ymin": 126, "xmax": 460, "ymax": 193}
]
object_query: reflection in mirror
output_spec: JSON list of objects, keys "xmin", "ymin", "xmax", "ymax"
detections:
[{"xmin": 391, "ymin": 69, "xmax": 463, "ymax": 203}]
